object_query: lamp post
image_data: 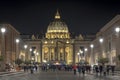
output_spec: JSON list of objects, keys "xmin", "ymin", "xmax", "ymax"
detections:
[
  {"xmin": 99, "ymin": 38, "xmax": 103, "ymax": 43},
  {"xmin": 115, "ymin": 27, "xmax": 120, "ymax": 67},
  {"xmin": 1, "ymin": 27, "xmax": 6, "ymax": 71},
  {"xmin": 16, "ymin": 38, "xmax": 20, "ymax": 60},
  {"xmin": 29, "ymin": 48, "xmax": 32, "ymax": 63},
  {"xmin": 33, "ymin": 50, "xmax": 36, "ymax": 62},
  {"xmin": 24, "ymin": 44, "xmax": 28, "ymax": 61},
  {"xmin": 98, "ymin": 37, "xmax": 104, "ymax": 65},
  {"xmin": 90, "ymin": 44, "xmax": 94, "ymax": 66},
  {"xmin": 36, "ymin": 52, "xmax": 39, "ymax": 62},
  {"xmin": 99, "ymin": 37, "xmax": 104, "ymax": 56},
  {"xmin": 24, "ymin": 45, "xmax": 28, "ymax": 49},
  {"xmin": 30, "ymin": 48, "xmax": 32, "ymax": 52},
  {"xmin": 84, "ymin": 48, "xmax": 88, "ymax": 61}
]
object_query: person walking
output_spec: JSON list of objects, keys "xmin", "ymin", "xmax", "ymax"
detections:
[
  {"xmin": 78, "ymin": 65, "xmax": 81, "ymax": 74},
  {"xmin": 99, "ymin": 65, "xmax": 103, "ymax": 76},
  {"xmin": 95, "ymin": 65, "xmax": 99, "ymax": 76},
  {"xmin": 30, "ymin": 65, "xmax": 34, "ymax": 74},
  {"xmin": 106, "ymin": 65, "xmax": 110, "ymax": 75},
  {"xmin": 81, "ymin": 66, "xmax": 85, "ymax": 76},
  {"xmin": 103, "ymin": 65, "xmax": 107, "ymax": 76},
  {"xmin": 111, "ymin": 65, "xmax": 115, "ymax": 75},
  {"xmin": 73, "ymin": 64, "xmax": 77, "ymax": 75}
]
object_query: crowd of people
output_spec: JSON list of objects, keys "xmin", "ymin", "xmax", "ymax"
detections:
[
  {"xmin": 23, "ymin": 64, "xmax": 38, "ymax": 73},
  {"xmin": 73, "ymin": 64, "xmax": 115, "ymax": 76},
  {"xmin": 93, "ymin": 65, "xmax": 115, "ymax": 76},
  {"xmin": 40, "ymin": 64, "xmax": 116, "ymax": 76},
  {"xmin": 41, "ymin": 64, "xmax": 73, "ymax": 71},
  {"xmin": 5, "ymin": 63, "xmax": 116, "ymax": 76}
]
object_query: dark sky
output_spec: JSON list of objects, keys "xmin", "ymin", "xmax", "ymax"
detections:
[{"xmin": 0, "ymin": 0, "xmax": 120, "ymax": 35}]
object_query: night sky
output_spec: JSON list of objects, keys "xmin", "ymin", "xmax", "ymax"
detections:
[{"xmin": 0, "ymin": 0, "xmax": 120, "ymax": 36}]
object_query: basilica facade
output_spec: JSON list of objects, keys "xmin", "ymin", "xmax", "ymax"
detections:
[{"xmin": 23, "ymin": 11, "xmax": 91, "ymax": 65}]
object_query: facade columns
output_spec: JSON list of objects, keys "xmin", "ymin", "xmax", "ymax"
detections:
[
  {"xmin": 90, "ymin": 44, "xmax": 94, "ymax": 65},
  {"xmin": 64, "ymin": 46, "xmax": 65, "ymax": 62},
  {"xmin": 49, "ymin": 46, "xmax": 51, "ymax": 61},
  {"xmin": 55, "ymin": 46, "xmax": 57, "ymax": 60},
  {"xmin": 48, "ymin": 47, "xmax": 50, "ymax": 61},
  {"xmin": 55, "ymin": 41, "xmax": 58, "ymax": 60}
]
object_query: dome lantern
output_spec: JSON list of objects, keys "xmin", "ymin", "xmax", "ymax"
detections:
[{"xmin": 55, "ymin": 10, "xmax": 60, "ymax": 19}]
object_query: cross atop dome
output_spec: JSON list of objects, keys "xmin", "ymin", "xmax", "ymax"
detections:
[{"xmin": 55, "ymin": 10, "xmax": 60, "ymax": 19}]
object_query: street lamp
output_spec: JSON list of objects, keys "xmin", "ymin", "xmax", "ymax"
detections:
[
  {"xmin": 29, "ymin": 48, "xmax": 32, "ymax": 62},
  {"xmin": 30, "ymin": 48, "xmax": 32, "ymax": 52},
  {"xmin": 1, "ymin": 27, "xmax": 6, "ymax": 33},
  {"xmin": 84, "ymin": 48, "xmax": 88, "ymax": 52},
  {"xmin": 99, "ymin": 37, "xmax": 104, "ymax": 61},
  {"xmin": 90, "ymin": 44, "xmax": 94, "ymax": 48},
  {"xmin": 16, "ymin": 38, "xmax": 20, "ymax": 59},
  {"xmin": 115, "ymin": 27, "xmax": 120, "ymax": 33},
  {"xmin": 84, "ymin": 48, "xmax": 88, "ymax": 61},
  {"xmin": 16, "ymin": 38, "xmax": 20, "ymax": 43},
  {"xmin": 90, "ymin": 44, "xmax": 94, "ymax": 66},
  {"xmin": 24, "ymin": 45, "xmax": 28, "ymax": 61},
  {"xmin": 99, "ymin": 38, "xmax": 104, "ymax": 43},
  {"xmin": 1, "ymin": 27, "xmax": 6, "ymax": 70},
  {"xmin": 24, "ymin": 45, "xmax": 28, "ymax": 49}
]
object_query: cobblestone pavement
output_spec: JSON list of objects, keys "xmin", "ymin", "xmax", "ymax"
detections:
[{"xmin": 0, "ymin": 70, "xmax": 120, "ymax": 80}]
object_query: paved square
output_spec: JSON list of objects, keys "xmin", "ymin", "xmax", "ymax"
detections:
[{"xmin": 0, "ymin": 70, "xmax": 120, "ymax": 80}]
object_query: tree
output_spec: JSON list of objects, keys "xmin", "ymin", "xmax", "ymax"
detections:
[
  {"xmin": 15, "ymin": 58, "xmax": 23, "ymax": 65},
  {"xmin": 98, "ymin": 57, "xmax": 109, "ymax": 65}
]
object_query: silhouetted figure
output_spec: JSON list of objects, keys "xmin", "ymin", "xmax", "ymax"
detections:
[
  {"xmin": 106, "ymin": 65, "xmax": 110, "ymax": 75},
  {"xmin": 99, "ymin": 65, "xmax": 103, "ymax": 76},
  {"xmin": 111, "ymin": 65, "xmax": 115, "ymax": 75},
  {"xmin": 52, "ymin": 65, "xmax": 56, "ymax": 72},
  {"xmin": 78, "ymin": 65, "xmax": 81, "ymax": 74},
  {"xmin": 81, "ymin": 66, "xmax": 85, "ymax": 76},
  {"xmin": 103, "ymin": 65, "xmax": 107, "ymax": 76},
  {"xmin": 23, "ymin": 65, "xmax": 27, "ymax": 72},
  {"xmin": 34, "ymin": 65, "xmax": 38, "ymax": 72},
  {"xmin": 73, "ymin": 65, "xmax": 77, "ymax": 75},
  {"xmin": 95, "ymin": 65, "xmax": 99, "ymax": 75},
  {"xmin": 30, "ymin": 66, "xmax": 34, "ymax": 74}
]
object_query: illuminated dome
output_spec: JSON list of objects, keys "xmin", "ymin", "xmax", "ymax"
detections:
[
  {"xmin": 46, "ymin": 10, "xmax": 70, "ymax": 39},
  {"xmin": 47, "ymin": 21, "xmax": 69, "ymax": 33}
]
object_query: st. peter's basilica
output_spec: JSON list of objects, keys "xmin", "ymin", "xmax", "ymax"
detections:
[{"xmin": 0, "ymin": 10, "xmax": 120, "ymax": 71}]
